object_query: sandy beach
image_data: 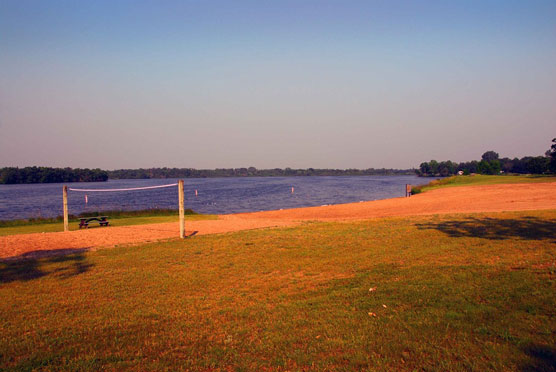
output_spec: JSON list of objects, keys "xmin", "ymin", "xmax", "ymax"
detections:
[{"xmin": 2, "ymin": 182, "xmax": 556, "ymax": 260}]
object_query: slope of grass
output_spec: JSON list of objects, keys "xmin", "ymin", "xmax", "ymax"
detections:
[
  {"xmin": 1, "ymin": 210, "xmax": 555, "ymax": 371},
  {"xmin": 0, "ymin": 213, "xmax": 217, "ymax": 236},
  {"xmin": 412, "ymin": 174, "xmax": 556, "ymax": 194}
]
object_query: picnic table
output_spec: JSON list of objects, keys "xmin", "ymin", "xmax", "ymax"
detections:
[{"xmin": 78, "ymin": 216, "xmax": 110, "ymax": 229}]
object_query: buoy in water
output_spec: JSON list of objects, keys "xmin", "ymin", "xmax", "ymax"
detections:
[
  {"xmin": 85, "ymin": 194, "xmax": 88, "ymax": 204},
  {"xmin": 291, "ymin": 187, "xmax": 294, "ymax": 194},
  {"xmin": 195, "ymin": 189, "xmax": 198, "ymax": 197}
]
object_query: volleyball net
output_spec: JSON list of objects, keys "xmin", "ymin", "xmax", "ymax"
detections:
[
  {"xmin": 63, "ymin": 181, "xmax": 186, "ymax": 238},
  {"xmin": 68, "ymin": 183, "xmax": 178, "ymax": 193}
]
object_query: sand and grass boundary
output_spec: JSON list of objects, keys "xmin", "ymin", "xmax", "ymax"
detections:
[{"xmin": 2, "ymin": 180, "xmax": 556, "ymax": 260}]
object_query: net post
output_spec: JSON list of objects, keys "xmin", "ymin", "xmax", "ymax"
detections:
[
  {"xmin": 63, "ymin": 185, "xmax": 69, "ymax": 232},
  {"xmin": 178, "ymin": 180, "xmax": 185, "ymax": 239}
]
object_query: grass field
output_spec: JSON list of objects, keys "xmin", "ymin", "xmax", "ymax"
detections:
[
  {"xmin": 0, "ymin": 213, "xmax": 217, "ymax": 237},
  {"xmin": 412, "ymin": 174, "xmax": 556, "ymax": 194},
  {"xmin": 1, "ymin": 210, "xmax": 555, "ymax": 371}
]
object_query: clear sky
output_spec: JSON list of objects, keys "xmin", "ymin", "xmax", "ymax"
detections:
[{"xmin": 1, "ymin": 0, "xmax": 555, "ymax": 170}]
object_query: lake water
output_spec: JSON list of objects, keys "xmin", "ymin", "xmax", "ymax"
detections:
[{"xmin": 0, "ymin": 175, "xmax": 422, "ymax": 220}]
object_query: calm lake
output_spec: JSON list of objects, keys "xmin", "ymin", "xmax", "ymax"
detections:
[{"xmin": 0, "ymin": 175, "xmax": 422, "ymax": 220}]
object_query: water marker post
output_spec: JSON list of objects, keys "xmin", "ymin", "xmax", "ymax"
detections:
[
  {"xmin": 179, "ymin": 180, "xmax": 185, "ymax": 239},
  {"xmin": 63, "ymin": 185, "xmax": 69, "ymax": 232}
]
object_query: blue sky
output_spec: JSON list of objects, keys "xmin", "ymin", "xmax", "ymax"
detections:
[{"xmin": 1, "ymin": 0, "xmax": 555, "ymax": 169}]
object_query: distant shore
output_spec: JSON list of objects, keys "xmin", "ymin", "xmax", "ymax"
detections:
[{"xmin": 1, "ymin": 166, "xmax": 415, "ymax": 184}]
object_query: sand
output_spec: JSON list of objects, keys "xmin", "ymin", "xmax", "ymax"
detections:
[{"xmin": 2, "ymin": 182, "xmax": 556, "ymax": 260}]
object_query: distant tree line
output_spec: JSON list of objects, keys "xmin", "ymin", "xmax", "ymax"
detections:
[
  {"xmin": 0, "ymin": 167, "xmax": 109, "ymax": 184},
  {"xmin": 416, "ymin": 139, "xmax": 556, "ymax": 177},
  {"xmin": 8, "ymin": 138, "xmax": 555, "ymax": 183},
  {"xmin": 107, "ymin": 167, "xmax": 414, "ymax": 179},
  {"xmin": 0, "ymin": 166, "xmax": 415, "ymax": 184}
]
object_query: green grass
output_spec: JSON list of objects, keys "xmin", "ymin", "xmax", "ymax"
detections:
[
  {"xmin": 0, "ymin": 209, "xmax": 199, "ymax": 228},
  {"xmin": 0, "ymin": 213, "xmax": 217, "ymax": 236},
  {"xmin": 1, "ymin": 210, "xmax": 555, "ymax": 371},
  {"xmin": 412, "ymin": 174, "xmax": 556, "ymax": 194}
]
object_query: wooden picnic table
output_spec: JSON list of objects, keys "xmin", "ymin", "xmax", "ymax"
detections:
[{"xmin": 78, "ymin": 216, "xmax": 109, "ymax": 229}]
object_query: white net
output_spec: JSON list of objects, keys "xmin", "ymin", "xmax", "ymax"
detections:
[
  {"xmin": 67, "ymin": 183, "xmax": 180, "ymax": 216},
  {"xmin": 68, "ymin": 183, "xmax": 178, "ymax": 192}
]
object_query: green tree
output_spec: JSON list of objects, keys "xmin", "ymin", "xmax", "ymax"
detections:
[
  {"xmin": 429, "ymin": 160, "xmax": 439, "ymax": 175},
  {"xmin": 481, "ymin": 151, "xmax": 499, "ymax": 162},
  {"xmin": 526, "ymin": 156, "xmax": 550, "ymax": 174},
  {"xmin": 550, "ymin": 138, "xmax": 556, "ymax": 173},
  {"xmin": 437, "ymin": 161, "xmax": 456, "ymax": 176},
  {"xmin": 419, "ymin": 162, "xmax": 431, "ymax": 175},
  {"xmin": 478, "ymin": 160, "xmax": 494, "ymax": 175},
  {"xmin": 489, "ymin": 159, "xmax": 501, "ymax": 174}
]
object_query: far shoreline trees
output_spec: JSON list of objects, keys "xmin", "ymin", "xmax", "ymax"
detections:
[
  {"xmin": 0, "ymin": 167, "xmax": 109, "ymax": 184},
  {"xmin": 3, "ymin": 138, "xmax": 554, "ymax": 183},
  {"xmin": 0, "ymin": 166, "xmax": 415, "ymax": 184},
  {"xmin": 417, "ymin": 139, "xmax": 556, "ymax": 177},
  {"xmin": 106, "ymin": 167, "xmax": 414, "ymax": 180}
]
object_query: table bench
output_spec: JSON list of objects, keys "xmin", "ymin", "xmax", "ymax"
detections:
[{"xmin": 78, "ymin": 216, "xmax": 109, "ymax": 229}]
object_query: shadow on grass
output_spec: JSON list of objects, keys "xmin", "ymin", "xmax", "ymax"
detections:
[
  {"xmin": 416, "ymin": 216, "xmax": 556, "ymax": 241},
  {"xmin": 0, "ymin": 249, "xmax": 93, "ymax": 284},
  {"xmin": 520, "ymin": 343, "xmax": 556, "ymax": 372}
]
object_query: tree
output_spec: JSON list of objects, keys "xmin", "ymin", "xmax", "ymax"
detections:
[
  {"xmin": 511, "ymin": 157, "xmax": 528, "ymax": 174},
  {"xmin": 489, "ymin": 159, "xmax": 501, "ymax": 174},
  {"xmin": 429, "ymin": 160, "xmax": 439, "ymax": 175},
  {"xmin": 478, "ymin": 160, "xmax": 495, "ymax": 175},
  {"xmin": 526, "ymin": 157, "xmax": 550, "ymax": 174},
  {"xmin": 550, "ymin": 138, "xmax": 556, "ymax": 173},
  {"xmin": 481, "ymin": 151, "xmax": 499, "ymax": 162},
  {"xmin": 0, "ymin": 167, "xmax": 108, "ymax": 184},
  {"xmin": 419, "ymin": 162, "xmax": 431, "ymax": 175},
  {"xmin": 499, "ymin": 157, "xmax": 513, "ymax": 173},
  {"xmin": 437, "ymin": 160, "xmax": 456, "ymax": 176}
]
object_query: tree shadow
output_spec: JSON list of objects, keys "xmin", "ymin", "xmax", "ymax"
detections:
[
  {"xmin": 0, "ymin": 249, "xmax": 93, "ymax": 284},
  {"xmin": 415, "ymin": 216, "xmax": 556, "ymax": 241},
  {"xmin": 520, "ymin": 343, "xmax": 556, "ymax": 372}
]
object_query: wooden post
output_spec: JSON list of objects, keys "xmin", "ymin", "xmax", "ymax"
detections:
[
  {"xmin": 63, "ymin": 185, "xmax": 69, "ymax": 232},
  {"xmin": 178, "ymin": 180, "xmax": 185, "ymax": 239}
]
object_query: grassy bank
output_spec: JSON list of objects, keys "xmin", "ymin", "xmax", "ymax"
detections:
[
  {"xmin": 1, "ymin": 210, "xmax": 555, "ymax": 371},
  {"xmin": 0, "ymin": 210, "xmax": 216, "ymax": 236},
  {"xmin": 412, "ymin": 174, "xmax": 556, "ymax": 194}
]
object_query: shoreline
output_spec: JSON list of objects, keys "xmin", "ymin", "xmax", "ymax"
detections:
[
  {"xmin": 0, "ymin": 174, "xmax": 423, "ymax": 221},
  {"xmin": 2, "ymin": 182, "xmax": 556, "ymax": 260}
]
